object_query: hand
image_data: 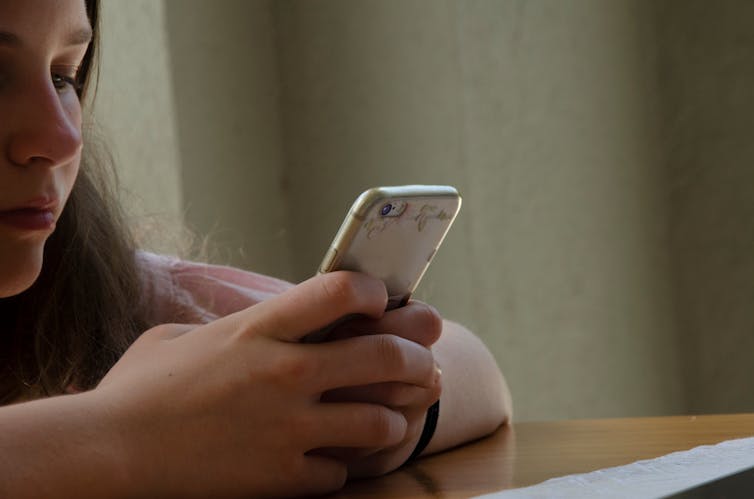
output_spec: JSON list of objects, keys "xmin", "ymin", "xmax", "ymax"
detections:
[
  {"xmin": 94, "ymin": 272, "xmax": 438, "ymax": 498},
  {"xmin": 321, "ymin": 301, "xmax": 444, "ymax": 477}
]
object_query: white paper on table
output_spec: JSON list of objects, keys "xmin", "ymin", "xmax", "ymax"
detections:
[{"xmin": 474, "ymin": 436, "xmax": 754, "ymax": 499}]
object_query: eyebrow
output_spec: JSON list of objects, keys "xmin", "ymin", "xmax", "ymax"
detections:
[
  {"xmin": 0, "ymin": 31, "xmax": 21, "ymax": 47},
  {"xmin": 0, "ymin": 27, "xmax": 93, "ymax": 48}
]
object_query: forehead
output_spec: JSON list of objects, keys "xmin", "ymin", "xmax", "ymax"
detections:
[{"xmin": 0, "ymin": 0, "xmax": 90, "ymax": 48}]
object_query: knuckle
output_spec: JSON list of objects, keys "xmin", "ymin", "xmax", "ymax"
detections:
[
  {"xmin": 281, "ymin": 453, "xmax": 308, "ymax": 481},
  {"xmin": 332, "ymin": 466, "xmax": 349, "ymax": 490},
  {"xmin": 390, "ymin": 383, "xmax": 428, "ymax": 408},
  {"xmin": 321, "ymin": 272, "xmax": 360, "ymax": 308},
  {"xmin": 140, "ymin": 323, "xmax": 188, "ymax": 341},
  {"xmin": 137, "ymin": 326, "xmax": 162, "ymax": 343},
  {"xmin": 366, "ymin": 406, "xmax": 405, "ymax": 446},
  {"xmin": 320, "ymin": 464, "xmax": 348, "ymax": 493},
  {"xmin": 286, "ymin": 411, "xmax": 316, "ymax": 442},
  {"xmin": 286, "ymin": 454, "xmax": 347, "ymax": 495},
  {"xmin": 383, "ymin": 383, "xmax": 412, "ymax": 406},
  {"xmin": 306, "ymin": 460, "xmax": 348, "ymax": 495},
  {"xmin": 268, "ymin": 351, "xmax": 317, "ymax": 385},
  {"xmin": 375, "ymin": 335, "xmax": 409, "ymax": 372},
  {"xmin": 417, "ymin": 303, "xmax": 443, "ymax": 340},
  {"xmin": 349, "ymin": 457, "xmax": 395, "ymax": 479},
  {"xmin": 143, "ymin": 323, "xmax": 173, "ymax": 337}
]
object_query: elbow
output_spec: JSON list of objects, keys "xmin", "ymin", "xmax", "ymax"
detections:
[
  {"xmin": 484, "ymin": 363, "xmax": 514, "ymax": 434},
  {"xmin": 497, "ymin": 370, "xmax": 513, "ymax": 426}
]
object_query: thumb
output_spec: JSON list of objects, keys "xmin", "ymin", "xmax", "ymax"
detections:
[{"xmin": 214, "ymin": 271, "xmax": 388, "ymax": 343}]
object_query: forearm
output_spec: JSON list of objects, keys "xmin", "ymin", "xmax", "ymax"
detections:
[
  {"xmin": 0, "ymin": 392, "xmax": 128, "ymax": 499},
  {"xmin": 424, "ymin": 319, "xmax": 512, "ymax": 455}
]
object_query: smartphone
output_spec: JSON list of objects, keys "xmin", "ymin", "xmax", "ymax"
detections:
[{"xmin": 318, "ymin": 185, "xmax": 462, "ymax": 310}]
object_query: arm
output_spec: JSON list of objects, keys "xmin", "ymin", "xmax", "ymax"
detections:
[
  {"xmin": 141, "ymin": 257, "xmax": 511, "ymax": 470},
  {"xmin": 0, "ymin": 273, "xmax": 438, "ymax": 498},
  {"xmin": 0, "ymin": 392, "xmax": 128, "ymax": 499},
  {"xmin": 424, "ymin": 319, "xmax": 512, "ymax": 455}
]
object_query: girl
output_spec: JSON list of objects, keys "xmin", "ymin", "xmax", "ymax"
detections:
[{"xmin": 0, "ymin": 0, "xmax": 511, "ymax": 497}]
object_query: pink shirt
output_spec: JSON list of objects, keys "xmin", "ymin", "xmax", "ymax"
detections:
[{"xmin": 136, "ymin": 251, "xmax": 293, "ymax": 325}]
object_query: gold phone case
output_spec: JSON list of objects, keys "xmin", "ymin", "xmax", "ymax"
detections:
[{"xmin": 319, "ymin": 185, "xmax": 462, "ymax": 309}]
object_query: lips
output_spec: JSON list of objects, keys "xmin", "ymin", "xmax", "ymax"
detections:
[{"xmin": 0, "ymin": 208, "xmax": 56, "ymax": 231}]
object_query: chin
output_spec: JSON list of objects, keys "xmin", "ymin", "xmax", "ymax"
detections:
[{"xmin": 0, "ymin": 246, "xmax": 45, "ymax": 298}]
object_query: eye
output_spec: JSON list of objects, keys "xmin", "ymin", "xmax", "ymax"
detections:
[
  {"xmin": 0, "ymin": 62, "xmax": 9, "ymax": 91},
  {"xmin": 51, "ymin": 66, "xmax": 80, "ymax": 93}
]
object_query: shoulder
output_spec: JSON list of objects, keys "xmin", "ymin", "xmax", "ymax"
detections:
[{"xmin": 136, "ymin": 251, "xmax": 294, "ymax": 324}]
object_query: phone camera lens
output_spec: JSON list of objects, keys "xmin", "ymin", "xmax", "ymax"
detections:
[{"xmin": 380, "ymin": 203, "xmax": 393, "ymax": 216}]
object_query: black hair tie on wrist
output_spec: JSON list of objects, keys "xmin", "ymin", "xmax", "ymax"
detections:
[{"xmin": 405, "ymin": 400, "xmax": 440, "ymax": 463}]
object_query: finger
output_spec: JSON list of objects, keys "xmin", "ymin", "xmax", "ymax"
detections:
[
  {"xmin": 308, "ymin": 446, "xmax": 379, "ymax": 462},
  {"xmin": 307, "ymin": 403, "xmax": 408, "ymax": 449},
  {"xmin": 329, "ymin": 301, "xmax": 443, "ymax": 347},
  {"xmin": 345, "ymin": 413, "xmax": 428, "ymax": 478},
  {"xmin": 296, "ymin": 455, "xmax": 348, "ymax": 496},
  {"xmin": 309, "ymin": 334, "xmax": 437, "ymax": 391},
  {"xmin": 210, "ymin": 272, "xmax": 388, "ymax": 343},
  {"xmin": 322, "ymin": 381, "xmax": 441, "ymax": 408}
]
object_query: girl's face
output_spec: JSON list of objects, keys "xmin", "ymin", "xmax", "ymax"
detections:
[{"xmin": 0, "ymin": 0, "xmax": 90, "ymax": 297}]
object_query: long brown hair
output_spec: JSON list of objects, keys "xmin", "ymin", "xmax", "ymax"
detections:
[{"xmin": 0, "ymin": 0, "xmax": 147, "ymax": 402}]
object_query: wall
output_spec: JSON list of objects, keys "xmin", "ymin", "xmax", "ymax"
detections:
[
  {"xmin": 658, "ymin": 0, "xmax": 754, "ymax": 414},
  {"xmin": 99, "ymin": 0, "xmax": 754, "ymax": 422},
  {"xmin": 95, "ymin": 0, "xmax": 183, "ymax": 251},
  {"xmin": 273, "ymin": 0, "xmax": 684, "ymax": 420},
  {"xmin": 164, "ymin": 0, "xmax": 292, "ymax": 277}
]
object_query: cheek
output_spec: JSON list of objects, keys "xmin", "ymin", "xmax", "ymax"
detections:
[
  {"xmin": 60, "ymin": 91, "xmax": 83, "ymax": 202},
  {"xmin": 61, "ymin": 152, "xmax": 82, "ymax": 204}
]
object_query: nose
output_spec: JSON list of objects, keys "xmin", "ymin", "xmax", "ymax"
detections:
[{"xmin": 6, "ymin": 79, "xmax": 83, "ymax": 168}]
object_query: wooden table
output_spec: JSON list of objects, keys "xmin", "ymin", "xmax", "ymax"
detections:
[{"xmin": 332, "ymin": 413, "xmax": 754, "ymax": 498}]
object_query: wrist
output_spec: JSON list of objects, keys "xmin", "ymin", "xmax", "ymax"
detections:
[
  {"xmin": 61, "ymin": 390, "xmax": 135, "ymax": 499},
  {"xmin": 0, "ymin": 391, "xmax": 133, "ymax": 499}
]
